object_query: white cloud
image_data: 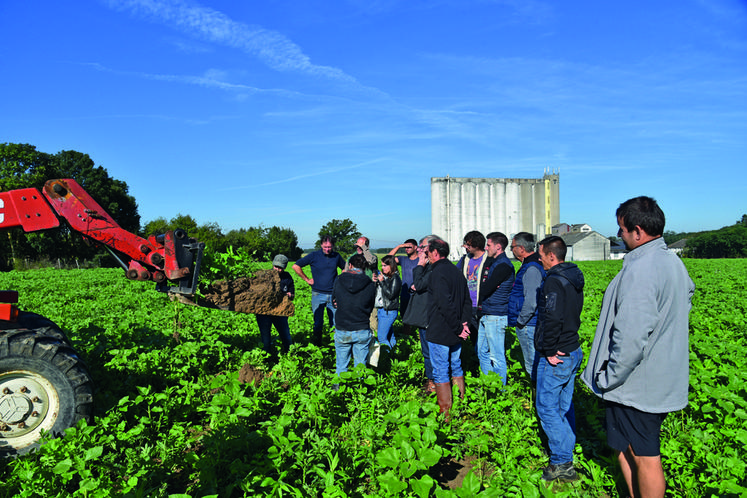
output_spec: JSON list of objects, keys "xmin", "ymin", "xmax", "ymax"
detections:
[{"xmin": 107, "ymin": 0, "xmax": 359, "ymax": 83}]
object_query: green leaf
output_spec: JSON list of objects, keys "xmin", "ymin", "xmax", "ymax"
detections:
[
  {"xmin": 460, "ymin": 471, "xmax": 481, "ymax": 496},
  {"xmin": 411, "ymin": 475, "xmax": 435, "ymax": 498},
  {"xmin": 376, "ymin": 447, "xmax": 401, "ymax": 468},
  {"xmin": 418, "ymin": 447, "xmax": 443, "ymax": 468},
  {"xmin": 84, "ymin": 445, "xmax": 104, "ymax": 461},
  {"xmin": 401, "ymin": 441, "xmax": 416, "ymax": 461},
  {"xmin": 52, "ymin": 458, "xmax": 73, "ymax": 475},
  {"xmin": 378, "ymin": 470, "xmax": 408, "ymax": 495}
]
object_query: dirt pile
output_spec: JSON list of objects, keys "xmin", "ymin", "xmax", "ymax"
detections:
[{"xmin": 185, "ymin": 269, "xmax": 294, "ymax": 316}]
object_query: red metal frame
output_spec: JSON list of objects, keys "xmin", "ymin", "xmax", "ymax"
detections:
[{"xmin": 1, "ymin": 179, "xmax": 202, "ymax": 294}]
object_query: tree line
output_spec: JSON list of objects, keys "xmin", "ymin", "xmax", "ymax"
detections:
[{"xmin": 683, "ymin": 215, "xmax": 747, "ymax": 258}]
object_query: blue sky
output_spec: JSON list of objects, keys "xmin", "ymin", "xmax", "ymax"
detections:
[{"xmin": 2, "ymin": 0, "xmax": 745, "ymax": 248}]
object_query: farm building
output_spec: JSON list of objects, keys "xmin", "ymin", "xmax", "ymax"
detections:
[
  {"xmin": 610, "ymin": 241, "xmax": 628, "ymax": 260},
  {"xmin": 560, "ymin": 231, "xmax": 611, "ymax": 261},
  {"xmin": 431, "ymin": 171, "xmax": 560, "ymax": 260},
  {"xmin": 668, "ymin": 238, "xmax": 688, "ymax": 256},
  {"xmin": 553, "ymin": 223, "xmax": 592, "ymax": 235}
]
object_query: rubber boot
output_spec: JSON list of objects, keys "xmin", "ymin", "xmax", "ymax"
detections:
[
  {"xmin": 434, "ymin": 382, "xmax": 452, "ymax": 422},
  {"xmin": 452, "ymin": 376, "xmax": 465, "ymax": 400}
]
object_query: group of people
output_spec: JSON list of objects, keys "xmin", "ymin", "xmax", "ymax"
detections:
[{"xmin": 258, "ymin": 196, "xmax": 694, "ymax": 497}]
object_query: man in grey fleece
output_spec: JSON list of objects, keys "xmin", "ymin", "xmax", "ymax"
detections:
[{"xmin": 582, "ymin": 196, "xmax": 694, "ymax": 498}]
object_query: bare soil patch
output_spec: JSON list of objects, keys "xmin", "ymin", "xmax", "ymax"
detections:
[
  {"xmin": 430, "ymin": 455, "xmax": 478, "ymax": 489},
  {"xmin": 238, "ymin": 363, "xmax": 265, "ymax": 386}
]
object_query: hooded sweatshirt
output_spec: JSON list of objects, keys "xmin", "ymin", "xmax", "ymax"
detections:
[
  {"xmin": 534, "ymin": 262, "xmax": 585, "ymax": 357},
  {"xmin": 332, "ymin": 270, "xmax": 376, "ymax": 331}
]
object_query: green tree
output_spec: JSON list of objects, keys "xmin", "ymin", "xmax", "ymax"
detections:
[
  {"xmin": 192, "ymin": 221, "xmax": 226, "ymax": 254},
  {"xmin": 317, "ymin": 218, "xmax": 361, "ymax": 256},
  {"xmin": 53, "ymin": 150, "xmax": 140, "ymax": 232},
  {"xmin": 266, "ymin": 226, "xmax": 303, "ymax": 260},
  {"xmin": 0, "ymin": 143, "xmax": 54, "ymax": 191},
  {"xmin": 142, "ymin": 217, "xmax": 170, "ymax": 238},
  {"xmin": 686, "ymin": 225, "xmax": 747, "ymax": 258},
  {"xmin": 143, "ymin": 215, "xmax": 226, "ymax": 253}
]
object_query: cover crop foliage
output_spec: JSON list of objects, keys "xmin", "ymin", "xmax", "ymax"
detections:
[{"xmin": 0, "ymin": 259, "xmax": 744, "ymax": 497}]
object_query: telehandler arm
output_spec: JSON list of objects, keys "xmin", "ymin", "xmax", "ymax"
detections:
[{"xmin": 0, "ymin": 179, "xmax": 204, "ymax": 295}]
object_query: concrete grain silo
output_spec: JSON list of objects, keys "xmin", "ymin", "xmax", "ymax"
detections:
[{"xmin": 431, "ymin": 172, "xmax": 560, "ymax": 260}]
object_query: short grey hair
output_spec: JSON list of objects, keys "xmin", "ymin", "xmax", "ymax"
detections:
[
  {"xmin": 512, "ymin": 232, "xmax": 535, "ymax": 252},
  {"xmin": 419, "ymin": 234, "xmax": 440, "ymax": 246}
]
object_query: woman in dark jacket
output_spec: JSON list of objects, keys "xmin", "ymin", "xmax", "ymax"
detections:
[{"xmin": 374, "ymin": 255, "xmax": 402, "ymax": 349}]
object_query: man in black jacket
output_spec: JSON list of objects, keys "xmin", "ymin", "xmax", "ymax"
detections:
[
  {"xmin": 402, "ymin": 235, "xmax": 438, "ymax": 392},
  {"xmin": 426, "ymin": 238, "xmax": 472, "ymax": 421},
  {"xmin": 535, "ymin": 236, "xmax": 584, "ymax": 482},
  {"xmin": 332, "ymin": 254, "xmax": 376, "ymax": 375}
]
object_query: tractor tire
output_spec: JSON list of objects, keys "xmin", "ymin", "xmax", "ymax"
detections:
[{"xmin": 0, "ymin": 315, "xmax": 93, "ymax": 457}]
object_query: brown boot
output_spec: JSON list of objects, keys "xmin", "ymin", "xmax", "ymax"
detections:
[
  {"xmin": 434, "ymin": 382, "xmax": 452, "ymax": 422},
  {"xmin": 451, "ymin": 376, "xmax": 465, "ymax": 400},
  {"xmin": 423, "ymin": 379, "xmax": 436, "ymax": 394}
]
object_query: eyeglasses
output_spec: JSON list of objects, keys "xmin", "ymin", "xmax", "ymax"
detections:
[{"xmin": 417, "ymin": 245, "xmax": 427, "ymax": 250}]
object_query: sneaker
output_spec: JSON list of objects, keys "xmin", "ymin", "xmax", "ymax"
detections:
[{"xmin": 541, "ymin": 462, "xmax": 578, "ymax": 482}]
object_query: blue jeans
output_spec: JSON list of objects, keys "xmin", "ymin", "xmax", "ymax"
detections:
[
  {"xmin": 334, "ymin": 329, "xmax": 371, "ymax": 375},
  {"xmin": 516, "ymin": 325, "xmax": 538, "ymax": 380},
  {"xmin": 536, "ymin": 347, "xmax": 583, "ymax": 465},
  {"xmin": 419, "ymin": 328, "xmax": 433, "ymax": 380},
  {"xmin": 255, "ymin": 314, "xmax": 292, "ymax": 354},
  {"xmin": 311, "ymin": 292, "xmax": 336, "ymax": 344},
  {"xmin": 428, "ymin": 341, "xmax": 463, "ymax": 384},
  {"xmin": 377, "ymin": 308, "xmax": 398, "ymax": 349},
  {"xmin": 477, "ymin": 314, "xmax": 508, "ymax": 382}
]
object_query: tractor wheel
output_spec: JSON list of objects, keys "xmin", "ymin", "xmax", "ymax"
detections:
[{"xmin": 0, "ymin": 319, "xmax": 93, "ymax": 457}]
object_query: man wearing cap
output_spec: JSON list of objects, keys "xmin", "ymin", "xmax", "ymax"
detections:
[{"xmin": 255, "ymin": 254, "xmax": 295, "ymax": 357}]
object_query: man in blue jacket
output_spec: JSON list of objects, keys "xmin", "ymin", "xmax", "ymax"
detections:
[
  {"xmin": 535, "ymin": 236, "xmax": 584, "ymax": 482},
  {"xmin": 582, "ymin": 197, "xmax": 694, "ymax": 498}
]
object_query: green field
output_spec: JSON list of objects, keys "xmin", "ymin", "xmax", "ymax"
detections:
[{"xmin": 0, "ymin": 259, "xmax": 745, "ymax": 497}]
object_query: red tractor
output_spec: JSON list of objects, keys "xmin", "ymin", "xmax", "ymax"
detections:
[{"xmin": 0, "ymin": 179, "xmax": 204, "ymax": 456}]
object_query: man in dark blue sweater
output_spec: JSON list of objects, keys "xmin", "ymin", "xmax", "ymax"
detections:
[
  {"xmin": 292, "ymin": 236, "xmax": 345, "ymax": 346},
  {"xmin": 476, "ymin": 232, "xmax": 515, "ymax": 382}
]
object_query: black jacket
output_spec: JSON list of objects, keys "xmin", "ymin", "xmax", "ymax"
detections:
[
  {"xmin": 426, "ymin": 259, "xmax": 472, "ymax": 346},
  {"xmin": 376, "ymin": 273, "xmax": 402, "ymax": 311},
  {"xmin": 402, "ymin": 263, "xmax": 431, "ymax": 329},
  {"xmin": 332, "ymin": 271, "xmax": 375, "ymax": 331},
  {"xmin": 535, "ymin": 262, "xmax": 584, "ymax": 357}
]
